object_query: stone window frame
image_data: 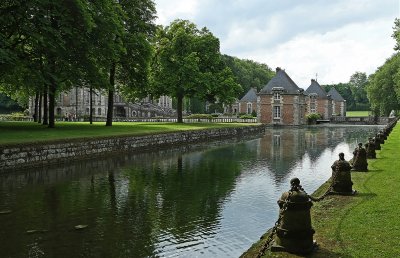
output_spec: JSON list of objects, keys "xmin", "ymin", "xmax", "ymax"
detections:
[
  {"xmin": 273, "ymin": 105, "xmax": 281, "ymax": 119},
  {"xmin": 247, "ymin": 102, "xmax": 252, "ymax": 114},
  {"xmin": 309, "ymin": 94, "xmax": 317, "ymax": 113},
  {"xmin": 274, "ymin": 92, "xmax": 281, "ymax": 100},
  {"xmin": 310, "ymin": 103, "xmax": 316, "ymax": 113}
]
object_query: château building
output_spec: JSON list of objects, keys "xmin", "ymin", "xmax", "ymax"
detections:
[
  {"xmin": 328, "ymin": 87, "xmax": 346, "ymax": 116},
  {"xmin": 256, "ymin": 67, "xmax": 347, "ymax": 125},
  {"xmin": 238, "ymin": 88, "xmax": 258, "ymax": 114},
  {"xmin": 305, "ymin": 79, "xmax": 332, "ymax": 120},
  {"xmin": 29, "ymin": 87, "xmax": 175, "ymax": 120},
  {"xmin": 257, "ymin": 67, "xmax": 307, "ymax": 125}
]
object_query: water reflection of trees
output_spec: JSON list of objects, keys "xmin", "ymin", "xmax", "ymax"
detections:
[{"xmin": 0, "ymin": 141, "xmax": 252, "ymax": 257}]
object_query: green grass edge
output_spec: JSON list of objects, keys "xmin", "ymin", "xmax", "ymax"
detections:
[{"xmin": 0, "ymin": 121, "xmax": 261, "ymax": 147}]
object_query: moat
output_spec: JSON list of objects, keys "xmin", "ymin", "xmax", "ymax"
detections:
[{"xmin": 0, "ymin": 125, "xmax": 382, "ymax": 257}]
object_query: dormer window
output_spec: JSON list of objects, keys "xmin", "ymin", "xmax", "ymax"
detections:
[{"xmin": 272, "ymin": 87, "xmax": 284, "ymax": 101}]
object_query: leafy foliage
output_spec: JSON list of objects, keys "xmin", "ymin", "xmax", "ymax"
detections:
[
  {"xmin": 323, "ymin": 73, "xmax": 370, "ymax": 112},
  {"xmin": 367, "ymin": 53, "xmax": 400, "ymax": 116},
  {"xmin": 151, "ymin": 20, "xmax": 241, "ymax": 122},
  {"xmin": 349, "ymin": 72, "xmax": 369, "ymax": 109},
  {"xmin": 0, "ymin": 93, "xmax": 24, "ymax": 113},
  {"xmin": 306, "ymin": 113, "xmax": 322, "ymax": 124},
  {"xmin": 221, "ymin": 55, "xmax": 275, "ymax": 98}
]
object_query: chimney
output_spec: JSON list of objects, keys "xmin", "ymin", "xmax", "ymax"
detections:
[
  {"xmin": 276, "ymin": 67, "xmax": 281, "ymax": 72},
  {"xmin": 311, "ymin": 79, "xmax": 315, "ymax": 83}
]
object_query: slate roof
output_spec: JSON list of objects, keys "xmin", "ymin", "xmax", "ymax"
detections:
[
  {"xmin": 259, "ymin": 67, "xmax": 304, "ymax": 94},
  {"xmin": 240, "ymin": 88, "xmax": 257, "ymax": 102},
  {"xmin": 328, "ymin": 87, "xmax": 345, "ymax": 101},
  {"xmin": 305, "ymin": 79, "xmax": 329, "ymax": 99}
]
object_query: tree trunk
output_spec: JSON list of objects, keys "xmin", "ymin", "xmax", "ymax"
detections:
[
  {"xmin": 106, "ymin": 89, "xmax": 114, "ymax": 126},
  {"xmin": 75, "ymin": 87, "xmax": 78, "ymax": 121},
  {"xmin": 106, "ymin": 63, "xmax": 116, "ymax": 126},
  {"xmin": 89, "ymin": 85, "xmax": 93, "ymax": 124},
  {"xmin": 48, "ymin": 81, "xmax": 56, "ymax": 128},
  {"xmin": 38, "ymin": 93, "xmax": 42, "ymax": 124},
  {"xmin": 42, "ymin": 85, "xmax": 48, "ymax": 125},
  {"xmin": 33, "ymin": 92, "xmax": 39, "ymax": 122},
  {"xmin": 177, "ymin": 94, "xmax": 183, "ymax": 123}
]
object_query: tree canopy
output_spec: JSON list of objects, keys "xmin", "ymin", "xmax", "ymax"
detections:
[
  {"xmin": 150, "ymin": 19, "xmax": 241, "ymax": 122},
  {"xmin": 367, "ymin": 53, "xmax": 400, "ymax": 116},
  {"xmin": 221, "ymin": 55, "xmax": 275, "ymax": 98},
  {"xmin": 322, "ymin": 71, "xmax": 370, "ymax": 111},
  {"xmin": 364, "ymin": 19, "xmax": 400, "ymax": 116},
  {"xmin": 0, "ymin": 0, "xmax": 156, "ymax": 127}
]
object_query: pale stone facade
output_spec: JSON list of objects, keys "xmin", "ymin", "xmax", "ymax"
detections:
[{"xmin": 29, "ymin": 87, "xmax": 175, "ymax": 120}]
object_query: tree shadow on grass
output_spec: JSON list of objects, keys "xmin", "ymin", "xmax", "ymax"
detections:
[
  {"xmin": 353, "ymin": 192, "xmax": 377, "ymax": 198},
  {"xmin": 309, "ymin": 245, "xmax": 354, "ymax": 258},
  {"xmin": 258, "ymin": 246, "xmax": 354, "ymax": 258}
]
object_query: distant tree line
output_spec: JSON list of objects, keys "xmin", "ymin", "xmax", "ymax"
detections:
[
  {"xmin": 221, "ymin": 55, "xmax": 275, "ymax": 98},
  {"xmin": 323, "ymin": 71, "xmax": 369, "ymax": 112}
]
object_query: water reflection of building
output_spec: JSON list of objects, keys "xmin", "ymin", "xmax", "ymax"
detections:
[
  {"xmin": 257, "ymin": 127, "xmax": 349, "ymax": 181},
  {"xmin": 259, "ymin": 128, "xmax": 307, "ymax": 178}
]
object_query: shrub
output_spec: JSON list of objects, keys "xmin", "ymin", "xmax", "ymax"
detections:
[
  {"xmin": 306, "ymin": 113, "xmax": 322, "ymax": 124},
  {"xmin": 185, "ymin": 114, "xmax": 213, "ymax": 119},
  {"xmin": 240, "ymin": 114, "xmax": 254, "ymax": 119}
]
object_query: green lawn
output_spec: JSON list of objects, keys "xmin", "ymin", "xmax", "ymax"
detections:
[
  {"xmin": 346, "ymin": 110, "xmax": 370, "ymax": 117},
  {"xmin": 0, "ymin": 121, "xmax": 258, "ymax": 145},
  {"xmin": 242, "ymin": 121, "xmax": 400, "ymax": 258}
]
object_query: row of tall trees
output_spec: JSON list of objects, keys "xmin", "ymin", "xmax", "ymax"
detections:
[
  {"xmin": 1, "ymin": 2, "xmax": 257, "ymax": 126},
  {"xmin": 0, "ymin": 0, "xmax": 157, "ymax": 127}
]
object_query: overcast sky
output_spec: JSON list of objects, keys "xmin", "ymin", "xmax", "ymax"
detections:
[{"xmin": 154, "ymin": 0, "xmax": 399, "ymax": 88}]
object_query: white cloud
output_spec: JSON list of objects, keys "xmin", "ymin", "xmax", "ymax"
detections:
[
  {"xmin": 154, "ymin": 0, "xmax": 399, "ymax": 87},
  {"xmin": 155, "ymin": 0, "xmax": 200, "ymax": 25},
  {"xmin": 238, "ymin": 17, "xmax": 396, "ymax": 87}
]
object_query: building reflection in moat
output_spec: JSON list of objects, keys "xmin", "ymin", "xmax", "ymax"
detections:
[{"xmin": 0, "ymin": 125, "xmax": 382, "ymax": 257}]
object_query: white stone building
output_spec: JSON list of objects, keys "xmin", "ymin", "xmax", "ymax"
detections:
[{"xmin": 29, "ymin": 87, "xmax": 175, "ymax": 120}]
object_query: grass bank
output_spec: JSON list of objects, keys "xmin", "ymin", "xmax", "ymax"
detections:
[
  {"xmin": 242, "ymin": 122, "xmax": 400, "ymax": 258},
  {"xmin": 0, "ymin": 121, "xmax": 259, "ymax": 146},
  {"xmin": 346, "ymin": 111, "xmax": 370, "ymax": 117}
]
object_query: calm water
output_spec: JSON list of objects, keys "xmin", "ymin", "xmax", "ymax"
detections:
[{"xmin": 0, "ymin": 125, "xmax": 382, "ymax": 258}]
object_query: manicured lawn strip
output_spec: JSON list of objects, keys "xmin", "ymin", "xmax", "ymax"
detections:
[
  {"xmin": 346, "ymin": 111, "xmax": 370, "ymax": 117},
  {"xmin": 0, "ymin": 121, "xmax": 259, "ymax": 145},
  {"xmin": 242, "ymin": 122, "xmax": 399, "ymax": 258}
]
